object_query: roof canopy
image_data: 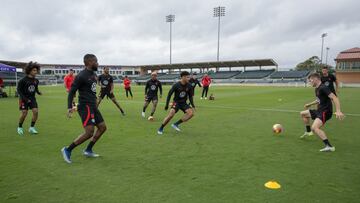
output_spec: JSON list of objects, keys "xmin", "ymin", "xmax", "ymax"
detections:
[{"xmin": 138, "ymin": 59, "xmax": 278, "ymax": 70}]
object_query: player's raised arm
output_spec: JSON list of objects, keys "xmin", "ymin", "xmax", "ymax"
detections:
[{"xmin": 165, "ymin": 84, "xmax": 175, "ymax": 110}]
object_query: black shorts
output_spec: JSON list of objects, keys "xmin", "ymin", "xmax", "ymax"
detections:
[
  {"xmin": 19, "ymin": 98, "xmax": 38, "ymax": 110},
  {"xmin": 78, "ymin": 104, "xmax": 104, "ymax": 127},
  {"xmin": 99, "ymin": 90, "xmax": 115, "ymax": 99},
  {"xmin": 310, "ymin": 109, "xmax": 332, "ymax": 124},
  {"xmin": 171, "ymin": 102, "xmax": 191, "ymax": 113},
  {"xmin": 145, "ymin": 95, "xmax": 158, "ymax": 102}
]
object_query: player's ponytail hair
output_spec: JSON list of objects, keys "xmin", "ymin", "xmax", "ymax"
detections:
[{"xmin": 24, "ymin": 61, "xmax": 40, "ymax": 75}]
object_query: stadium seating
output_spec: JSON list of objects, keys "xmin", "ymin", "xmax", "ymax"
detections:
[
  {"xmin": 157, "ymin": 74, "xmax": 180, "ymax": 80},
  {"xmin": 209, "ymin": 71, "xmax": 241, "ymax": 79},
  {"xmin": 235, "ymin": 70, "xmax": 274, "ymax": 79},
  {"xmin": 270, "ymin": 70, "xmax": 309, "ymax": 79}
]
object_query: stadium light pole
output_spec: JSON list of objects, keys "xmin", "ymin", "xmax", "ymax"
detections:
[
  {"xmin": 325, "ymin": 47, "xmax": 330, "ymax": 66},
  {"xmin": 213, "ymin": 6, "xmax": 225, "ymax": 62},
  {"xmin": 166, "ymin": 14, "xmax": 175, "ymax": 65},
  {"xmin": 320, "ymin": 33, "xmax": 327, "ymax": 65}
]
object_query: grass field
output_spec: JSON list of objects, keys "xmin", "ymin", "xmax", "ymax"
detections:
[{"xmin": 0, "ymin": 85, "xmax": 360, "ymax": 203}]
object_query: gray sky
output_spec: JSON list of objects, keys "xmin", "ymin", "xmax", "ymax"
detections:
[{"xmin": 0, "ymin": 0, "xmax": 359, "ymax": 69}]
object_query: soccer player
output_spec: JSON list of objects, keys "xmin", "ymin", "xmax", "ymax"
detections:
[
  {"xmin": 123, "ymin": 75, "xmax": 133, "ymax": 98},
  {"xmin": 61, "ymin": 54, "xmax": 107, "ymax": 164},
  {"xmin": 321, "ymin": 66, "xmax": 339, "ymax": 95},
  {"xmin": 142, "ymin": 72, "xmax": 162, "ymax": 120},
  {"xmin": 189, "ymin": 73, "xmax": 201, "ymax": 96},
  {"xmin": 157, "ymin": 71, "xmax": 195, "ymax": 135},
  {"xmin": 64, "ymin": 69, "xmax": 76, "ymax": 107},
  {"xmin": 201, "ymin": 73, "xmax": 211, "ymax": 99},
  {"xmin": 97, "ymin": 67, "xmax": 125, "ymax": 116},
  {"xmin": 17, "ymin": 61, "xmax": 42, "ymax": 135},
  {"xmin": 300, "ymin": 73, "xmax": 345, "ymax": 152}
]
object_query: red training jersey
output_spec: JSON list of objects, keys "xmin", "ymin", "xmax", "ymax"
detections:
[
  {"xmin": 201, "ymin": 76, "xmax": 212, "ymax": 87},
  {"xmin": 123, "ymin": 78, "xmax": 131, "ymax": 89},
  {"xmin": 64, "ymin": 74, "xmax": 75, "ymax": 92}
]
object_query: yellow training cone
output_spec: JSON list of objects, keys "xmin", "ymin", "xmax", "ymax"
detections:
[{"xmin": 264, "ymin": 181, "xmax": 281, "ymax": 189}]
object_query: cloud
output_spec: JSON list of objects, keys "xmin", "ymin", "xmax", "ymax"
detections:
[{"xmin": 0, "ymin": 0, "xmax": 359, "ymax": 68}]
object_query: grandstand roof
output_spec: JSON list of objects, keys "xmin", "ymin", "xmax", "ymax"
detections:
[
  {"xmin": 335, "ymin": 47, "xmax": 360, "ymax": 60},
  {"xmin": 138, "ymin": 59, "xmax": 278, "ymax": 70}
]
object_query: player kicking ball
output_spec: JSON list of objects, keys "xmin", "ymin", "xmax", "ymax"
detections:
[
  {"xmin": 300, "ymin": 73, "xmax": 345, "ymax": 152},
  {"xmin": 61, "ymin": 54, "xmax": 107, "ymax": 164},
  {"xmin": 157, "ymin": 71, "xmax": 195, "ymax": 135},
  {"xmin": 17, "ymin": 62, "xmax": 42, "ymax": 135},
  {"xmin": 97, "ymin": 67, "xmax": 125, "ymax": 116},
  {"xmin": 142, "ymin": 72, "xmax": 162, "ymax": 120}
]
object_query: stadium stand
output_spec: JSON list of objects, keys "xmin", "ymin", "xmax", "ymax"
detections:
[
  {"xmin": 235, "ymin": 70, "xmax": 274, "ymax": 79},
  {"xmin": 209, "ymin": 71, "xmax": 241, "ymax": 79},
  {"xmin": 270, "ymin": 70, "xmax": 309, "ymax": 79},
  {"xmin": 157, "ymin": 74, "xmax": 180, "ymax": 80}
]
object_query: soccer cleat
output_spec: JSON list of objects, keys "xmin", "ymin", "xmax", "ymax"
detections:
[
  {"xmin": 121, "ymin": 111, "xmax": 126, "ymax": 116},
  {"xmin": 171, "ymin": 124, "xmax": 181, "ymax": 132},
  {"xmin": 204, "ymin": 97, "xmax": 208, "ymax": 100},
  {"xmin": 157, "ymin": 128, "xmax": 164, "ymax": 135},
  {"xmin": 300, "ymin": 131, "xmax": 314, "ymax": 139},
  {"xmin": 61, "ymin": 147, "xmax": 72, "ymax": 164},
  {"xmin": 28, "ymin": 127, "xmax": 38, "ymax": 134},
  {"xmin": 148, "ymin": 116, "xmax": 154, "ymax": 121},
  {"xmin": 17, "ymin": 127, "xmax": 24, "ymax": 136},
  {"xmin": 141, "ymin": 112, "xmax": 146, "ymax": 118},
  {"xmin": 200, "ymin": 97, "xmax": 203, "ymax": 100},
  {"xmin": 83, "ymin": 150, "xmax": 100, "ymax": 158},
  {"xmin": 319, "ymin": 146, "xmax": 335, "ymax": 152}
]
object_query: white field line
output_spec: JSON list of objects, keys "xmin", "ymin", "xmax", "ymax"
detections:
[{"xmin": 114, "ymin": 99, "xmax": 360, "ymax": 117}]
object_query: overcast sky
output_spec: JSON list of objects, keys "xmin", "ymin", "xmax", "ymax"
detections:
[{"xmin": 0, "ymin": 0, "xmax": 359, "ymax": 69}]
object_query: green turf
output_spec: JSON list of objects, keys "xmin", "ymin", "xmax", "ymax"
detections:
[{"xmin": 0, "ymin": 85, "xmax": 359, "ymax": 203}]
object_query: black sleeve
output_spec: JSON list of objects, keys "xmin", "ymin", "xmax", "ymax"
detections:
[
  {"xmin": 97, "ymin": 75, "xmax": 101, "ymax": 85},
  {"xmin": 17, "ymin": 79, "xmax": 28, "ymax": 101},
  {"xmin": 68, "ymin": 75, "xmax": 82, "ymax": 109},
  {"xmin": 145, "ymin": 81, "xmax": 149, "ymax": 94},
  {"xmin": 35, "ymin": 79, "xmax": 41, "ymax": 95},
  {"xmin": 332, "ymin": 74, "xmax": 337, "ymax": 81},
  {"xmin": 165, "ymin": 84, "xmax": 176, "ymax": 107},
  {"xmin": 322, "ymin": 86, "xmax": 332, "ymax": 97},
  {"xmin": 109, "ymin": 76, "xmax": 113, "ymax": 84},
  {"xmin": 189, "ymin": 89, "xmax": 195, "ymax": 108},
  {"xmin": 159, "ymin": 81, "xmax": 163, "ymax": 95},
  {"xmin": 197, "ymin": 79, "xmax": 202, "ymax": 87}
]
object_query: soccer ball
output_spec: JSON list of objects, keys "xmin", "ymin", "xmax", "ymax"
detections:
[
  {"xmin": 272, "ymin": 124, "xmax": 283, "ymax": 134},
  {"xmin": 148, "ymin": 116, "xmax": 154, "ymax": 121}
]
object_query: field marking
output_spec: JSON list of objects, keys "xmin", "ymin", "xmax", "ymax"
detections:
[{"xmin": 111, "ymin": 99, "xmax": 360, "ymax": 117}]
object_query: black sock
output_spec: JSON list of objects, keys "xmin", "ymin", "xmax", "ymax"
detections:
[
  {"xmin": 323, "ymin": 139, "xmax": 332, "ymax": 147},
  {"xmin": 86, "ymin": 141, "xmax": 95, "ymax": 151},
  {"xmin": 160, "ymin": 124, "xmax": 165, "ymax": 129},
  {"xmin": 306, "ymin": 125, "xmax": 311, "ymax": 132},
  {"xmin": 19, "ymin": 122, "xmax": 23, "ymax": 128},
  {"xmin": 150, "ymin": 112, "xmax": 154, "ymax": 116},
  {"xmin": 31, "ymin": 121, "xmax": 35, "ymax": 127},
  {"xmin": 68, "ymin": 142, "xmax": 78, "ymax": 152},
  {"xmin": 143, "ymin": 107, "xmax": 146, "ymax": 112},
  {"xmin": 120, "ymin": 109, "xmax": 124, "ymax": 114},
  {"xmin": 174, "ymin": 119, "xmax": 183, "ymax": 126}
]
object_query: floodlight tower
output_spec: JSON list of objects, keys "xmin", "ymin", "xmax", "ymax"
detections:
[
  {"xmin": 213, "ymin": 6, "xmax": 225, "ymax": 62},
  {"xmin": 166, "ymin": 14, "xmax": 175, "ymax": 64}
]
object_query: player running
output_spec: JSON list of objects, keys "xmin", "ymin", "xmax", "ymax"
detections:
[
  {"xmin": 189, "ymin": 73, "xmax": 202, "ymax": 96},
  {"xmin": 61, "ymin": 54, "xmax": 107, "ymax": 164},
  {"xmin": 142, "ymin": 72, "xmax": 162, "ymax": 120},
  {"xmin": 321, "ymin": 66, "xmax": 339, "ymax": 95},
  {"xmin": 157, "ymin": 71, "xmax": 195, "ymax": 135},
  {"xmin": 17, "ymin": 62, "xmax": 42, "ymax": 135},
  {"xmin": 64, "ymin": 69, "xmax": 76, "ymax": 108},
  {"xmin": 123, "ymin": 76, "xmax": 133, "ymax": 99},
  {"xmin": 97, "ymin": 67, "xmax": 125, "ymax": 116},
  {"xmin": 201, "ymin": 73, "xmax": 211, "ymax": 99},
  {"xmin": 300, "ymin": 73, "xmax": 345, "ymax": 152}
]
